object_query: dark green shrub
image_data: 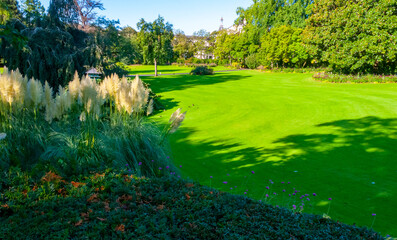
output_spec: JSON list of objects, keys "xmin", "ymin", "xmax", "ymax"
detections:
[
  {"xmin": 0, "ymin": 168, "xmax": 384, "ymax": 239},
  {"xmin": 190, "ymin": 66, "xmax": 213, "ymax": 75}
]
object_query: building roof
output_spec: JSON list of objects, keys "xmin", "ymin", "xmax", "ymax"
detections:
[{"xmin": 86, "ymin": 68, "xmax": 102, "ymax": 75}]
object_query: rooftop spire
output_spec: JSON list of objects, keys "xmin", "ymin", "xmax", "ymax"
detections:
[{"xmin": 219, "ymin": 17, "xmax": 224, "ymax": 31}]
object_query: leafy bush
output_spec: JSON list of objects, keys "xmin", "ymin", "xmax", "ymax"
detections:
[
  {"xmin": 190, "ymin": 66, "xmax": 213, "ymax": 75},
  {"xmin": 231, "ymin": 62, "xmax": 241, "ymax": 69},
  {"xmin": 245, "ymin": 54, "xmax": 259, "ymax": 69},
  {"xmin": 0, "ymin": 168, "xmax": 384, "ymax": 239}
]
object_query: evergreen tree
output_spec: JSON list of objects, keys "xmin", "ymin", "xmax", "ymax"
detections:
[
  {"xmin": 21, "ymin": 0, "xmax": 45, "ymax": 27},
  {"xmin": 1, "ymin": 18, "xmax": 97, "ymax": 88},
  {"xmin": 0, "ymin": 0, "xmax": 21, "ymax": 25}
]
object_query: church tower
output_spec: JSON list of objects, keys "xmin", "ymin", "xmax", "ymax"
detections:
[{"xmin": 219, "ymin": 17, "xmax": 224, "ymax": 31}]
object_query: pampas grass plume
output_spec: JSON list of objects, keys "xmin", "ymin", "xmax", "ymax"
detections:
[
  {"xmin": 27, "ymin": 78, "xmax": 43, "ymax": 109},
  {"xmin": 69, "ymin": 71, "xmax": 81, "ymax": 102},
  {"xmin": 147, "ymin": 99, "xmax": 153, "ymax": 116},
  {"xmin": 169, "ymin": 108, "xmax": 186, "ymax": 133}
]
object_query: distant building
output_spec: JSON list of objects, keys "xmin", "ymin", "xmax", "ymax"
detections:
[
  {"xmin": 222, "ymin": 17, "xmax": 246, "ymax": 34},
  {"xmin": 187, "ymin": 18, "xmax": 246, "ymax": 60},
  {"xmin": 86, "ymin": 68, "xmax": 102, "ymax": 81}
]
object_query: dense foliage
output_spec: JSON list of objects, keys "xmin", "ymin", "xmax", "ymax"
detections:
[
  {"xmin": 258, "ymin": 25, "xmax": 309, "ymax": 68},
  {"xmin": 0, "ymin": 0, "xmax": 133, "ymax": 88},
  {"xmin": 303, "ymin": 0, "xmax": 397, "ymax": 74},
  {"xmin": 1, "ymin": 19, "xmax": 97, "ymax": 88},
  {"xmin": 0, "ymin": 168, "xmax": 384, "ymax": 239},
  {"xmin": 212, "ymin": 0, "xmax": 313, "ymax": 68}
]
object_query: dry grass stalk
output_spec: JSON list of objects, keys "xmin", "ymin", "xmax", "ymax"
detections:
[{"xmin": 169, "ymin": 108, "xmax": 186, "ymax": 133}]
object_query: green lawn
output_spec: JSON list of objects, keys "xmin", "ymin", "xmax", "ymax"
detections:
[
  {"xmin": 126, "ymin": 64, "xmax": 229, "ymax": 75},
  {"xmin": 142, "ymin": 70, "xmax": 397, "ymax": 236}
]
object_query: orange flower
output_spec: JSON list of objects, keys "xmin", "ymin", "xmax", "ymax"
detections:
[
  {"xmin": 87, "ymin": 194, "xmax": 99, "ymax": 203},
  {"xmin": 157, "ymin": 204, "xmax": 165, "ymax": 210},
  {"xmin": 71, "ymin": 181, "xmax": 86, "ymax": 188},
  {"xmin": 75, "ymin": 219, "xmax": 83, "ymax": 226},
  {"xmin": 185, "ymin": 193, "xmax": 191, "ymax": 201},
  {"xmin": 94, "ymin": 173, "xmax": 105, "ymax": 179},
  {"xmin": 115, "ymin": 224, "xmax": 125, "ymax": 232},
  {"xmin": 41, "ymin": 171, "xmax": 63, "ymax": 182},
  {"xmin": 116, "ymin": 195, "xmax": 133, "ymax": 204}
]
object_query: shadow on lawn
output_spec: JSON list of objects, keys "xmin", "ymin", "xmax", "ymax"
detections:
[
  {"xmin": 171, "ymin": 116, "xmax": 397, "ymax": 234},
  {"xmin": 174, "ymin": 116, "xmax": 397, "ymax": 175},
  {"xmin": 142, "ymin": 72, "xmax": 251, "ymax": 93},
  {"xmin": 153, "ymin": 96, "xmax": 180, "ymax": 111}
]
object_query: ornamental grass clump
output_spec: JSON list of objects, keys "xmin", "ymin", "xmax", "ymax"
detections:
[
  {"xmin": 0, "ymin": 68, "xmax": 157, "ymax": 122},
  {"xmin": 0, "ymin": 68, "xmax": 184, "ymax": 178}
]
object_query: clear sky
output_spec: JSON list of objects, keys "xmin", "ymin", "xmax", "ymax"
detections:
[{"xmin": 39, "ymin": 0, "xmax": 253, "ymax": 35}]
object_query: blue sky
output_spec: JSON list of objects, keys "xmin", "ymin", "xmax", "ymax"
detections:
[{"xmin": 39, "ymin": 0, "xmax": 253, "ymax": 35}]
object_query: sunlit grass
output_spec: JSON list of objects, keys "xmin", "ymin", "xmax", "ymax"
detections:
[
  {"xmin": 126, "ymin": 64, "xmax": 230, "ymax": 75},
  {"xmin": 142, "ymin": 69, "xmax": 397, "ymax": 236}
]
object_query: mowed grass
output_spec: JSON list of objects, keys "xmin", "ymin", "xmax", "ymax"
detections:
[
  {"xmin": 126, "ymin": 64, "xmax": 229, "ymax": 75},
  {"xmin": 141, "ymin": 69, "xmax": 397, "ymax": 236}
]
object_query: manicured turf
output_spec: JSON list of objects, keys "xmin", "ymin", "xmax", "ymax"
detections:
[
  {"xmin": 141, "ymin": 69, "xmax": 397, "ymax": 236},
  {"xmin": 126, "ymin": 64, "xmax": 229, "ymax": 75}
]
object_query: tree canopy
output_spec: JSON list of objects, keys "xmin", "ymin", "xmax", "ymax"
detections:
[
  {"xmin": 303, "ymin": 0, "xmax": 397, "ymax": 74},
  {"xmin": 137, "ymin": 16, "xmax": 174, "ymax": 76}
]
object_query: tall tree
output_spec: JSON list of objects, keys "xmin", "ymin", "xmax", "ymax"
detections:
[
  {"xmin": 21, "ymin": 0, "xmax": 45, "ymax": 27},
  {"xmin": 258, "ymin": 25, "xmax": 309, "ymax": 68},
  {"xmin": 137, "ymin": 16, "xmax": 173, "ymax": 76},
  {"xmin": 73, "ymin": 0, "xmax": 104, "ymax": 31},
  {"xmin": 213, "ymin": 29, "xmax": 237, "ymax": 64},
  {"xmin": 235, "ymin": 0, "xmax": 313, "ymax": 50},
  {"xmin": 48, "ymin": 0, "xmax": 79, "ymax": 26},
  {"xmin": 172, "ymin": 30, "xmax": 194, "ymax": 60},
  {"xmin": 193, "ymin": 29, "xmax": 210, "ymax": 59}
]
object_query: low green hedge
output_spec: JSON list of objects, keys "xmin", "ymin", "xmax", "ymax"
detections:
[
  {"xmin": 0, "ymin": 168, "xmax": 384, "ymax": 239},
  {"xmin": 313, "ymin": 73, "xmax": 397, "ymax": 83}
]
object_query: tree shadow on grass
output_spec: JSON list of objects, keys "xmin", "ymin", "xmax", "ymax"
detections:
[
  {"xmin": 170, "ymin": 116, "xmax": 397, "ymax": 235},
  {"xmin": 153, "ymin": 96, "xmax": 180, "ymax": 111},
  {"xmin": 174, "ymin": 116, "xmax": 397, "ymax": 178},
  {"xmin": 142, "ymin": 72, "xmax": 252, "ymax": 93}
]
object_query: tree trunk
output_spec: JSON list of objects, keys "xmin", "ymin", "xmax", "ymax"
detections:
[{"xmin": 154, "ymin": 58, "xmax": 158, "ymax": 77}]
